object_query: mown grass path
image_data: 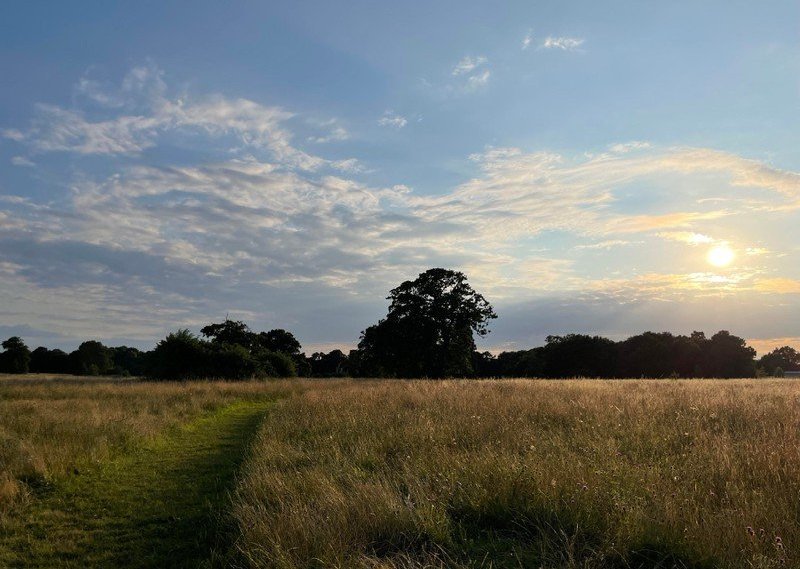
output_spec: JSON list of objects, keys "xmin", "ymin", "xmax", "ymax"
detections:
[{"xmin": 0, "ymin": 400, "xmax": 272, "ymax": 568}]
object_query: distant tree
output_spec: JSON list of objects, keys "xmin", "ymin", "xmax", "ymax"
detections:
[
  {"xmin": 0, "ymin": 337, "xmax": 32, "ymax": 374},
  {"xmin": 209, "ymin": 343, "xmax": 261, "ymax": 380},
  {"xmin": 471, "ymin": 350, "xmax": 499, "ymax": 377},
  {"xmin": 69, "ymin": 341, "xmax": 113, "ymax": 376},
  {"xmin": 493, "ymin": 348, "xmax": 545, "ymax": 377},
  {"xmin": 347, "ymin": 348, "xmax": 367, "ymax": 377},
  {"xmin": 700, "ymin": 331, "xmax": 756, "ymax": 378},
  {"xmin": 616, "ymin": 332, "xmax": 684, "ymax": 378},
  {"xmin": 256, "ymin": 350, "xmax": 297, "ymax": 378},
  {"xmin": 759, "ymin": 346, "xmax": 800, "ymax": 375},
  {"xmin": 356, "ymin": 318, "xmax": 412, "ymax": 377},
  {"xmin": 309, "ymin": 349, "xmax": 349, "ymax": 377},
  {"xmin": 255, "ymin": 329, "xmax": 302, "ymax": 356},
  {"xmin": 358, "ymin": 268, "xmax": 496, "ymax": 378},
  {"xmin": 670, "ymin": 333, "xmax": 705, "ymax": 378},
  {"xmin": 30, "ymin": 347, "xmax": 70, "ymax": 374},
  {"xmin": 542, "ymin": 334, "xmax": 616, "ymax": 378},
  {"xmin": 147, "ymin": 330, "xmax": 209, "ymax": 380},
  {"xmin": 110, "ymin": 346, "xmax": 145, "ymax": 376},
  {"xmin": 200, "ymin": 320, "xmax": 254, "ymax": 348}
]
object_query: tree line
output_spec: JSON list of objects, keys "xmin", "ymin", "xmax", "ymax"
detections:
[{"xmin": 1, "ymin": 269, "xmax": 797, "ymax": 379}]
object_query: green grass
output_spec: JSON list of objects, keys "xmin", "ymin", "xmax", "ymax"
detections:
[{"xmin": 0, "ymin": 400, "xmax": 272, "ymax": 568}]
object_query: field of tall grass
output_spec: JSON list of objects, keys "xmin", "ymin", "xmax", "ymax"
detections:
[
  {"xmin": 231, "ymin": 379, "xmax": 800, "ymax": 568},
  {"xmin": 0, "ymin": 374, "xmax": 296, "ymax": 515},
  {"xmin": 3, "ymin": 376, "xmax": 800, "ymax": 568}
]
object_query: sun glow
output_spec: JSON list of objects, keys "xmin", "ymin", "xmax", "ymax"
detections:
[{"xmin": 707, "ymin": 244, "xmax": 735, "ymax": 267}]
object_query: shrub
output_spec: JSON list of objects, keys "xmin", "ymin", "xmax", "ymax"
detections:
[
  {"xmin": 209, "ymin": 343, "xmax": 262, "ymax": 380},
  {"xmin": 146, "ymin": 330, "xmax": 209, "ymax": 380},
  {"xmin": 256, "ymin": 349, "xmax": 297, "ymax": 378}
]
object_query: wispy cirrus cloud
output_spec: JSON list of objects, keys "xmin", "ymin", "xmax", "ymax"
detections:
[
  {"xmin": 10, "ymin": 156, "xmax": 35, "ymax": 167},
  {"xmin": 377, "ymin": 111, "xmax": 408, "ymax": 129},
  {"xmin": 542, "ymin": 36, "xmax": 585, "ymax": 51},
  {"xmin": 452, "ymin": 55, "xmax": 487, "ymax": 76},
  {"xmin": 521, "ymin": 31, "xmax": 533, "ymax": 50},
  {"xmin": 657, "ymin": 231, "xmax": 715, "ymax": 245},
  {"xmin": 450, "ymin": 55, "xmax": 490, "ymax": 91},
  {"xmin": 306, "ymin": 119, "xmax": 350, "ymax": 144}
]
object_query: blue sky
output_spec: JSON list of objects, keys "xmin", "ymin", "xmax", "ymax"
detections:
[{"xmin": 1, "ymin": 0, "xmax": 799, "ymax": 354}]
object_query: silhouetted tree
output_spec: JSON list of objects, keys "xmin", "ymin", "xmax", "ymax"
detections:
[
  {"xmin": 492, "ymin": 348, "xmax": 545, "ymax": 377},
  {"xmin": 615, "ymin": 331, "xmax": 718, "ymax": 378},
  {"xmin": 254, "ymin": 329, "xmax": 307, "ymax": 375},
  {"xmin": 110, "ymin": 346, "xmax": 146, "ymax": 376},
  {"xmin": 542, "ymin": 334, "xmax": 617, "ymax": 378},
  {"xmin": 201, "ymin": 320, "xmax": 254, "ymax": 348},
  {"xmin": 758, "ymin": 346, "xmax": 800, "ymax": 375},
  {"xmin": 310, "ymin": 349, "xmax": 349, "ymax": 377},
  {"xmin": 209, "ymin": 343, "xmax": 261, "ymax": 380},
  {"xmin": 30, "ymin": 347, "xmax": 70, "ymax": 374},
  {"xmin": 0, "ymin": 337, "xmax": 32, "ymax": 374},
  {"xmin": 69, "ymin": 341, "xmax": 113, "ymax": 375},
  {"xmin": 698, "ymin": 330, "xmax": 756, "ymax": 378},
  {"xmin": 255, "ymin": 329, "xmax": 301, "ymax": 356},
  {"xmin": 358, "ymin": 268, "xmax": 496, "ymax": 378},
  {"xmin": 147, "ymin": 330, "xmax": 209, "ymax": 380}
]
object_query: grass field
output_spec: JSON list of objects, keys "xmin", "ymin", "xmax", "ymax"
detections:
[{"xmin": 2, "ymin": 376, "xmax": 799, "ymax": 568}]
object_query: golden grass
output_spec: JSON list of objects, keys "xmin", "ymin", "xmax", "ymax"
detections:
[
  {"xmin": 232, "ymin": 379, "xmax": 800, "ymax": 568},
  {"xmin": 0, "ymin": 374, "xmax": 298, "ymax": 515}
]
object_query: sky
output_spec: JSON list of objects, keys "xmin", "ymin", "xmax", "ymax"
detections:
[{"xmin": 1, "ymin": 0, "xmax": 799, "ymax": 355}]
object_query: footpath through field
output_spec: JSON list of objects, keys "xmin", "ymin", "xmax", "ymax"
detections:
[{"xmin": 1, "ymin": 400, "xmax": 272, "ymax": 568}]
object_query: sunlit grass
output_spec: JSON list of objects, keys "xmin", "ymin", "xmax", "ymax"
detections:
[{"xmin": 232, "ymin": 379, "xmax": 800, "ymax": 568}]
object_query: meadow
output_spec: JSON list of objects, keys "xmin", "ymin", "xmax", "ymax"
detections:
[{"xmin": 2, "ymin": 376, "xmax": 799, "ymax": 568}]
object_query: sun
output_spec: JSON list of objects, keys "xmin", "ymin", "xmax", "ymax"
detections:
[{"xmin": 707, "ymin": 244, "xmax": 734, "ymax": 267}]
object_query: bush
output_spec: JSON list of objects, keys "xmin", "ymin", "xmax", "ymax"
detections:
[
  {"xmin": 256, "ymin": 349, "xmax": 297, "ymax": 378},
  {"xmin": 146, "ymin": 330, "xmax": 209, "ymax": 380},
  {"xmin": 209, "ymin": 343, "xmax": 262, "ymax": 380}
]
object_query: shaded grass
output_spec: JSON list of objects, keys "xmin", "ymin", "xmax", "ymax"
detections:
[
  {"xmin": 231, "ymin": 379, "xmax": 799, "ymax": 568},
  {"xmin": 0, "ymin": 399, "xmax": 273, "ymax": 568}
]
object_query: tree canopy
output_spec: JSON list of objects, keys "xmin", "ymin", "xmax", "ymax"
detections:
[{"xmin": 357, "ymin": 268, "xmax": 496, "ymax": 377}]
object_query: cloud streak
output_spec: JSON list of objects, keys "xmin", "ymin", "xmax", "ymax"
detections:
[
  {"xmin": 378, "ymin": 111, "xmax": 408, "ymax": 129},
  {"xmin": 542, "ymin": 36, "xmax": 585, "ymax": 51}
]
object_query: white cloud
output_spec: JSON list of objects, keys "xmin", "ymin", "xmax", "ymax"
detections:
[
  {"xmin": 452, "ymin": 55, "xmax": 487, "ymax": 76},
  {"xmin": 467, "ymin": 70, "xmax": 491, "ymax": 89},
  {"xmin": 609, "ymin": 141, "xmax": 651, "ymax": 153},
  {"xmin": 450, "ymin": 56, "xmax": 490, "ymax": 91},
  {"xmin": 2, "ymin": 129, "xmax": 25, "ymax": 141},
  {"xmin": 657, "ymin": 232, "xmax": 715, "ymax": 245},
  {"xmin": 306, "ymin": 118, "xmax": 349, "ymax": 144},
  {"xmin": 522, "ymin": 32, "xmax": 533, "ymax": 50},
  {"xmin": 11, "ymin": 156, "xmax": 35, "ymax": 167},
  {"xmin": 542, "ymin": 36, "xmax": 585, "ymax": 51},
  {"xmin": 575, "ymin": 240, "xmax": 640, "ymax": 250},
  {"xmin": 377, "ymin": 111, "xmax": 408, "ymax": 129},
  {"xmin": 2, "ymin": 66, "xmax": 367, "ymax": 174}
]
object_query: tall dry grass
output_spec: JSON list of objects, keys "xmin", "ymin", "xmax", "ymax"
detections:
[
  {"xmin": 0, "ymin": 374, "xmax": 298, "ymax": 514},
  {"xmin": 232, "ymin": 379, "xmax": 800, "ymax": 568}
]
